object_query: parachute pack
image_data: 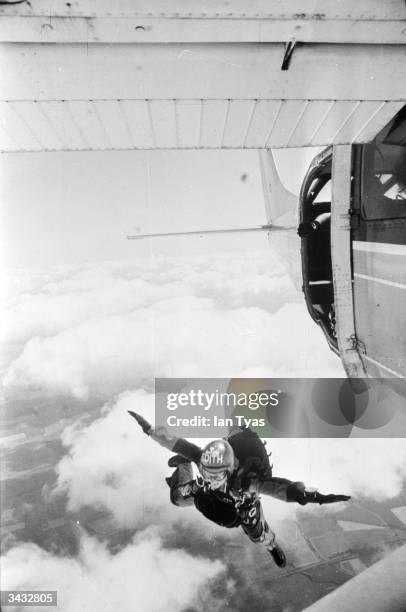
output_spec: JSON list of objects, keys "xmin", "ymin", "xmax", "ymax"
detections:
[{"xmin": 226, "ymin": 427, "xmax": 273, "ymax": 486}]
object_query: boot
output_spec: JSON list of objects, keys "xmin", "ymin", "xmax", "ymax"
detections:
[{"xmin": 267, "ymin": 542, "xmax": 286, "ymax": 568}]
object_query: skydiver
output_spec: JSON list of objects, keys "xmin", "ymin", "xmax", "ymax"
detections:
[{"xmin": 128, "ymin": 411, "xmax": 351, "ymax": 568}]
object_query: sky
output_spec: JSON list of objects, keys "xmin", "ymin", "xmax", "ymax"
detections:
[
  {"xmin": 1, "ymin": 147, "xmax": 406, "ymax": 611},
  {"xmin": 0, "ymin": 148, "xmax": 317, "ymax": 268}
]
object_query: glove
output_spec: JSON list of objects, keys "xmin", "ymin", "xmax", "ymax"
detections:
[
  {"xmin": 311, "ymin": 493, "xmax": 351, "ymax": 505},
  {"xmin": 128, "ymin": 411, "xmax": 152, "ymax": 434},
  {"xmin": 287, "ymin": 482, "xmax": 351, "ymax": 505}
]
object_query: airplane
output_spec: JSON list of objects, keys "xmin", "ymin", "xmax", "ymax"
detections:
[
  {"xmin": 302, "ymin": 543, "xmax": 406, "ymax": 612},
  {"xmin": 1, "ymin": 2, "xmax": 405, "ymax": 390},
  {"xmin": 298, "ymin": 107, "xmax": 406, "ymax": 392},
  {"xmin": 128, "ymin": 106, "xmax": 406, "ymax": 400},
  {"xmin": 1, "ymin": 1, "xmax": 406, "ymax": 610}
]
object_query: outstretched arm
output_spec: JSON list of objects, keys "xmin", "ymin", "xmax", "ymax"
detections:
[
  {"xmin": 128, "ymin": 410, "xmax": 178, "ymax": 450},
  {"xmin": 298, "ymin": 488, "xmax": 351, "ymax": 505},
  {"xmin": 128, "ymin": 411, "xmax": 202, "ymax": 463},
  {"xmin": 285, "ymin": 481, "xmax": 351, "ymax": 505},
  {"xmin": 259, "ymin": 477, "xmax": 351, "ymax": 505}
]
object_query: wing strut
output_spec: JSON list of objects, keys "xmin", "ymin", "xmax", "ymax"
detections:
[{"xmin": 127, "ymin": 224, "xmax": 295, "ymax": 240}]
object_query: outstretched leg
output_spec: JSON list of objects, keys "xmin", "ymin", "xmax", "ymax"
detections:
[
  {"xmin": 166, "ymin": 458, "xmax": 196, "ymax": 507},
  {"xmin": 239, "ymin": 498, "xmax": 286, "ymax": 568}
]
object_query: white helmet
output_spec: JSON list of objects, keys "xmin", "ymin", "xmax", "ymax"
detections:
[{"xmin": 199, "ymin": 439, "xmax": 236, "ymax": 490}]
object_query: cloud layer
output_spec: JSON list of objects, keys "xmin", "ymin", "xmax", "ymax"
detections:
[
  {"xmin": 5, "ymin": 252, "xmax": 406, "ymax": 612},
  {"xmin": 3, "ymin": 252, "xmax": 344, "ymax": 398},
  {"xmin": 1, "ymin": 530, "xmax": 226, "ymax": 612},
  {"xmin": 55, "ymin": 391, "xmax": 184, "ymax": 527},
  {"xmin": 266, "ymin": 438, "xmax": 406, "ymax": 502}
]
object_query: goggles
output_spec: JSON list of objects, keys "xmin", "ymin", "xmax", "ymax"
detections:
[{"xmin": 200, "ymin": 466, "xmax": 228, "ymax": 487}]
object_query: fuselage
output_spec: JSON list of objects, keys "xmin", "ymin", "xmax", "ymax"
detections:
[{"xmin": 299, "ymin": 105, "xmax": 406, "ymax": 394}]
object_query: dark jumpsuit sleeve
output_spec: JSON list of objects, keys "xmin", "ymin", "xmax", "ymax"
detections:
[{"xmin": 172, "ymin": 438, "xmax": 202, "ymax": 464}]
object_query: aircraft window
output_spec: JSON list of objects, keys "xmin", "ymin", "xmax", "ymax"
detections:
[
  {"xmin": 305, "ymin": 173, "xmax": 331, "ymax": 207},
  {"xmin": 300, "ymin": 156, "xmax": 336, "ymax": 349},
  {"xmin": 376, "ymin": 173, "xmax": 405, "ymax": 201},
  {"xmin": 313, "ymin": 179, "xmax": 331, "ymax": 204},
  {"xmin": 361, "ymin": 140, "xmax": 406, "ymax": 219},
  {"xmin": 307, "ymin": 178, "xmax": 319, "ymax": 198}
]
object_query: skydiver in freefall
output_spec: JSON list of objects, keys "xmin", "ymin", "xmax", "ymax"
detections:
[{"xmin": 129, "ymin": 411, "xmax": 351, "ymax": 568}]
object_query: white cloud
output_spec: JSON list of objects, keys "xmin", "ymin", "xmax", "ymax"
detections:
[
  {"xmin": 265, "ymin": 438, "xmax": 406, "ymax": 502},
  {"xmin": 54, "ymin": 391, "xmax": 181, "ymax": 527},
  {"xmin": 4, "ymin": 253, "xmax": 294, "ymax": 346},
  {"xmin": 4, "ymin": 302, "xmax": 342, "ymax": 399},
  {"xmin": 0, "ymin": 530, "xmax": 226, "ymax": 612},
  {"xmin": 3, "ymin": 252, "xmax": 343, "ymax": 399}
]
